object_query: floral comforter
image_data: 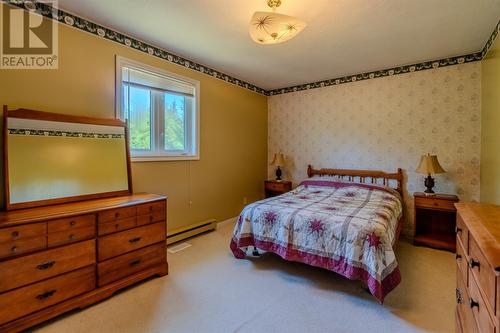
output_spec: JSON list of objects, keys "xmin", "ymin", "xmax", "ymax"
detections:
[{"xmin": 230, "ymin": 179, "xmax": 403, "ymax": 303}]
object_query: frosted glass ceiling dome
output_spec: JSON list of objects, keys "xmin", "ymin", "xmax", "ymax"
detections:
[{"xmin": 249, "ymin": 0, "xmax": 307, "ymax": 45}]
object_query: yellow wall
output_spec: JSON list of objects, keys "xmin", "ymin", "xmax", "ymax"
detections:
[
  {"xmin": 8, "ymin": 135, "xmax": 128, "ymax": 204},
  {"xmin": 0, "ymin": 15, "xmax": 268, "ymax": 230},
  {"xmin": 481, "ymin": 37, "xmax": 500, "ymax": 204}
]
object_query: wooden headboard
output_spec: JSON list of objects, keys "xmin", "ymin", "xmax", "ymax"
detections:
[{"xmin": 307, "ymin": 165, "xmax": 404, "ymax": 195}]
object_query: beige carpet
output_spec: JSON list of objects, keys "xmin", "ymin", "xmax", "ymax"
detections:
[{"xmin": 33, "ymin": 219, "xmax": 455, "ymax": 333}]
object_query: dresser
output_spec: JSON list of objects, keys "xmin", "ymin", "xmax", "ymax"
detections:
[
  {"xmin": 455, "ymin": 203, "xmax": 500, "ymax": 333},
  {"xmin": 0, "ymin": 193, "xmax": 168, "ymax": 333}
]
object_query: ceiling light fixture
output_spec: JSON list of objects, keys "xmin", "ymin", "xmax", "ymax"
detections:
[{"xmin": 249, "ymin": 0, "xmax": 306, "ymax": 45}]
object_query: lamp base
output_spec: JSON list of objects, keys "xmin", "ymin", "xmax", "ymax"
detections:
[
  {"xmin": 424, "ymin": 175, "xmax": 435, "ymax": 194},
  {"xmin": 275, "ymin": 166, "xmax": 282, "ymax": 181}
]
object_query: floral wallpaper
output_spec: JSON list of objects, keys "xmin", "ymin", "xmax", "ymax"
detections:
[{"xmin": 268, "ymin": 62, "xmax": 481, "ymax": 237}]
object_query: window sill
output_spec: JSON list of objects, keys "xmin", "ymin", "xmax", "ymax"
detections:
[{"xmin": 131, "ymin": 155, "xmax": 200, "ymax": 162}]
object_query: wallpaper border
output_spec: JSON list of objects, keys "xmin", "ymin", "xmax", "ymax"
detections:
[
  {"xmin": 268, "ymin": 53, "xmax": 482, "ymax": 95},
  {"xmin": 269, "ymin": 19, "xmax": 499, "ymax": 95},
  {"xmin": 3, "ymin": 1, "xmax": 499, "ymax": 97},
  {"xmin": 8, "ymin": 128, "xmax": 125, "ymax": 139},
  {"xmin": 481, "ymin": 19, "xmax": 500, "ymax": 58},
  {"xmin": 3, "ymin": 0, "xmax": 268, "ymax": 95}
]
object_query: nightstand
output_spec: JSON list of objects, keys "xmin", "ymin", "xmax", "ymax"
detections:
[
  {"xmin": 265, "ymin": 180, "xmax": 292, "ymax": 198},
  {"xmin": 413, "ymin": 192, "xmax": 459, "ymax": 252}
]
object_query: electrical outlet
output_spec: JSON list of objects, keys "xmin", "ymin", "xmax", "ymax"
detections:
[{"xmin": 189, "ymin": 200, "xmax": 193, "ymax": 207}]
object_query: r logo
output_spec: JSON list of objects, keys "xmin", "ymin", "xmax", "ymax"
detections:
[
  {"xmin": 1, "ymin": 1, "xmax": 58, "ymax": 69},
  {"xmin": 3, "ymin": 7, "xmax": 52, "ymax": 54}
]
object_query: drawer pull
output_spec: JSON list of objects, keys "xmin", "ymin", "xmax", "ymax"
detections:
[
  {"xmin": 469, "ymin": 259, "xmax": 480, "ymax": 269},
  {"xmin": 455, "ymin": 253, "xmax": 462, "ymax": 261},
  {"xmin": 11, "ymin": 246, "xmax": 17, "ymax": 253},
  {"xmin": 115, "ymin": 224, "xmax": 120, "ymax": 230},
  {"xmin": 469, "ymin": 298, "xmax": 479, "ymax": 309},
  {"xmin": 129, "ymin": 237, "xmax": 142, "ymax": 244},
  {"xmin": 115, "ymin": 212, "xmax": 120, "ymax": 219},
  {"xmin": 69, "ymin": 220, "xmax": 76, "ymax": 226},
  {"xmin": 149, "ymin": 206, "xmax": 153, "ymax": 211},
  {"xmin": 36, "ymin": 289, "xmax": 56, "ymax": 300},
  {"xmin": 36, "ymin": 260, "xmax": 55, "ymax": 270},
  {"xmin": 11, "ymin": 231, "xmax": 19, "ymax": 238},
  {"xmin": 454, "ymin": 226, "xmax": 462, "ymax": 234},
  {"xmin": 69, "ymin": 234, "xmax": 75, "ymax": 241},
  {"xmin": 149, "ymin": 215, "xmax": 154, "ymax": 222},
  {"xmin": 130, "ymin": 259, "xmax": 141, "ymax": 267},
  {"xmin": 455, "ymin": 288, "xmax": 463, "ymax": 304}
]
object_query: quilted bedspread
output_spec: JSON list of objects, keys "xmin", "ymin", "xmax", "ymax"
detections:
[{"xmin": 230, "ymin": 179, "xmax": 403, "ymax": 303}]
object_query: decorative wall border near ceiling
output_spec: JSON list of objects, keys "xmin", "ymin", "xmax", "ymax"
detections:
[
  {"xmin": 481, "ymin": 19, "xmax": 500, "ymax": 57},
  {"xmin": 4, "ymin": 0, "xmax": 268, "ymax": 95},
  {"xmin": 4, "ymin": 1, "xmax": 499, "ymax": 97},
  {"xmin": 267, "ymin": 52, "xmax": 482, "ymax": 95},
  {"xmin": 268, "ymin": 19, "xmax": 499, "ymax": 96}
]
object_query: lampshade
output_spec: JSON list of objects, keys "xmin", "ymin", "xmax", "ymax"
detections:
[
  {"xmin": 249, "ymin": 1, "xmax": 306, "ymax": 45},
  {"xmin": 416, "ymin": 154, "xmax": 446, "ymax": 175},
  {"xmin": 270, "ymin": 153, "xmax": 285, "ymax": 167}
]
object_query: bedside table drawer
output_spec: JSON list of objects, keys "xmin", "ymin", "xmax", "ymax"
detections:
[
  {"xmin": 415, "ymin": 197, "xmax": 456, "ymax": 211},
  {"xmin": 266, "ymin": 182, "xmax": 286, "ymax": 191}
]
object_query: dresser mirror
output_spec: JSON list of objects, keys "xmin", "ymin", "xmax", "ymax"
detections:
[{"xmin": 3, "ymin": 107, "xmax": 132, "ymax": 210}]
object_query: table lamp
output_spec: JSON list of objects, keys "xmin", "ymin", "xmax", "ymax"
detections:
[
  {"xmin": 416, "ymin": 153, "xmax": 446, "ymax": 195},
  {"xmin": 270, "ymin": 153, "xmax": 285, "ymax": 181}
]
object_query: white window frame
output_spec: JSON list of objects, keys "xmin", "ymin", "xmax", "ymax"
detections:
[{"xmin": 115, "ymin": 56, "xmax": 200, "ymax": 162}]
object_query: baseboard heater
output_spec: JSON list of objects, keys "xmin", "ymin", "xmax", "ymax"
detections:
[{"xmin": 166, "ymin": 219, "xmax": 217, "ymax": 245}]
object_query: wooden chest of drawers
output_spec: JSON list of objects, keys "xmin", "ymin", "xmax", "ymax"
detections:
[
  {"xmin": 455, "ymin": 203, "xmax": 500, "ymax": 333},
  {"xmin": 0, "ymin": 193, "xmax": 167, "ymax": 333}
]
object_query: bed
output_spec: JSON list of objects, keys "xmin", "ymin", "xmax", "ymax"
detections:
[{"xmin": 230, "ymin": 165, "xmax": 404, "ymax": 303}]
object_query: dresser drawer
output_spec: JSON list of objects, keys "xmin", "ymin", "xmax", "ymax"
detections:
[
  {"xmin": 0, "ymin": 223, "xmax": 46, "ymax": 243},
  {"xmin": 98, "ymin": 242, "xmax": 165, "ymax": 286},
  {"xmin": 48, "ymin": 225, "xmax": 96, "ymax": 247},
  {"xmin": 468, "ymin": 236, "xmax": 496, "ymax": 313},
  {"xmin": 456, "ymin": 213, "xmax": 468, "ymax": 253},
  {"xmin": 456, "ymin": 238, "xmax": 468, "ymax": 286},
  {"xmin": 0, "ymin": 240, "xmax": 95, "ymax": 293},
  {"xmin": 98, "ymin": 206, "xmax": 137, "ymax": 224},
  {"xmin": 98, "ymin": 222, "xmax": 166, "ymax": 261},
  {"xmin": 468, "ymin": 271, "xmax": 495, "ymax": 333},
  {"xmin": 456, "ymin": 272, "xmax": 479, "ymax": 333},
  {"xmin": 137, "ymin": 210, "xmax": 165, "ymax": 226},
  {"xmin": 0, "ymin": 266, "xmax": 95, "ymax": 325},
  {"xmin": 137, "ymin": 201, "xmax": 166, "ymax": 216},
  {"xmin": 414, "ymin": 196, "xmax": 456, "ymax": 211},
  {"xmin": 48, "ymin": 214, "xmax": 95, "ymax": 233},
  {"xmin": 0, "ymin": 236, "xmax": 46, "ymax": 259},
  {"xmin": 98, "ymin": 217, "xmax": 137, "ymax": 236}
]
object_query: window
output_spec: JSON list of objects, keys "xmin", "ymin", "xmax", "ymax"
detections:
[{"xmin": 116, "ymin": 56, "xmax": 200, "ymax": 161}]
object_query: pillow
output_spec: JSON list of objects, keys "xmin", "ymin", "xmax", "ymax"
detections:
[{"xmin": 307, "ymin": 174, "xmax": 348, "ymax": 182}]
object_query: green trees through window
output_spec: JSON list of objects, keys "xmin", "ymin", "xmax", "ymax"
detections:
[
  {"xmin": 124, "ymin": 87, "xmax": 188, "ymax": 152},
  {"xmin": 124, "ymin": 86, "xmax": 151, "ymax": 150},
  {"xmin": 164, "ymin": 94, "xmax": 185, "ymax": 151},
  {"xmin": 119, "ymin": 57, "xmax": 198, "ymax": 160}
]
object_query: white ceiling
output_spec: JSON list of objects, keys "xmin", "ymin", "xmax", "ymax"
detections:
[{"xmin": 58, "ymin": 0, "xmax": 500, "ymax": 90}]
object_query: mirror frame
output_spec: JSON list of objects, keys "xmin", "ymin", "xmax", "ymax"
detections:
[{"xmin": 3, "ymin": 106, "xmax": 133, "ymax": 211}]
